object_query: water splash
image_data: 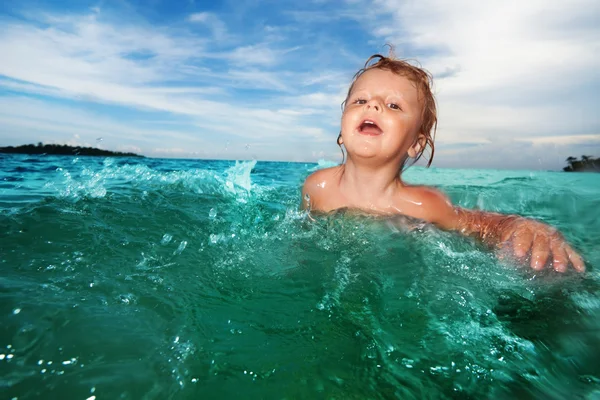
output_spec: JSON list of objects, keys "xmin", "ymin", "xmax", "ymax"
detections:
[
  {"xmin": 224, "ymin": 160, "xmax": 257, "ymax": 201},
  {"xmin": 52, "ymin": 167, "xmax": 107, "ymax": 200},
  {"xmin": 42, "ymin": 159, "xmax": 263, "ymax": 203},
  {"xmin": 309, "ymin": 159, "xmax": 338, "ymax": 171}
]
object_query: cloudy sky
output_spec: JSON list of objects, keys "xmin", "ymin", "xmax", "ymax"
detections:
[{"xmin": 1, "ymin": 0, "xmax": 599, "ymax": 170}]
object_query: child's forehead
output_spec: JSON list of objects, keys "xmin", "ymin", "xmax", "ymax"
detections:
[{"xmin": 351, "ymin": 68, "xmax": 417, "ymax": 94}]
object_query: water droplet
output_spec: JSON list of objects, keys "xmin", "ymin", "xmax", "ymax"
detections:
[
  {"xmin": 209, "ymin": 208, "xmax": 217, "ymax": 219},
  {"xmin": 13, "ymin": 308, "xmax": 21, "ymax": 315},
  {"xmin": 173, "ymin": 241, "xmax": 187, "ymax": 255},
  {"xmin": 161, "ymin": 234, "xmax": 173, "ymax": 245},
  {"xmin": 119, "ymin": 294, "xmax": 134, "ymax": 305}
]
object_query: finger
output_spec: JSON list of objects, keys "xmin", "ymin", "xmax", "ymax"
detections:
[
  {"xmin": 499, "ymin": 222, "xmax": 517, "ymax": 243},
  {"xmin": 530, "ymin": 234, "xmax": 550, "ymax": 271},
  {"xmin": 512, "ymin": 228, "xmax": 533, "ymax": 258},
  {"xmin": 496, "ymin": 235, "xmax": 513, "ymax": 260},
  {"xmin": 550, "ymin": 238, "xmax": 568, "ymax": 273},
  {"xmin": 565, "ymin": 244, "xmax": 586, "ymax": 273}
]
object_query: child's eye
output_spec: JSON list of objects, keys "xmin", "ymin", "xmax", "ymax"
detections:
[
  {"xmin": 354, "ymin": 98, "xmax": 367, "ymax": 104},
  {"xmin": 387, "ymin": 103, "xmax": 401, "ymax": 110}
]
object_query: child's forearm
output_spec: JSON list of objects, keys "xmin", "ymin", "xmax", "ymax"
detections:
[
  {"xmin": 454, "ymin": 208, "xmax": 523, "ymax": 247},
  {"xmin": 450, "ymin": 207, "xmax": 584, "ymax": 272}
]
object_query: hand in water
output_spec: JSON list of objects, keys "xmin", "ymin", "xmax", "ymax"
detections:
[{"xmin": 500, "ymin": 218, "xmax": 585, "ymax": 273}]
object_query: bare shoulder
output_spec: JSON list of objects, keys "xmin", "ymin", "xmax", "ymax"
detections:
[
  {"xmin": 301, "ymin": 166, "xmax": 342, "ymax": 210},
  {"xmin": 405, "ymin": 184, "xmax": 452, "ymax": 206},
  {"xmin": 398, "ymin": 184, "xmax": 457, "ymax": 227},
  {"xmin": 303, "ymin": 166, "xmax": 340, "ymax": 185}
]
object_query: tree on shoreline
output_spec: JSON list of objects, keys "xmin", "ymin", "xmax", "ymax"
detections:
[{"xmin": 564, "ymin": 155, "xmax": 600, "ymax": 172}]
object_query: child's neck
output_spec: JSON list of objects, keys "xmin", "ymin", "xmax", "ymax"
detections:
[{"xmin": 339, "ymin": 158, "xmax": 403, "ymax": 206}]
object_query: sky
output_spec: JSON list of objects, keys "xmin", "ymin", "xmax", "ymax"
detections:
[{"xmin": 0, "ymin": 0, "xmax": 599, "ymax": 170}]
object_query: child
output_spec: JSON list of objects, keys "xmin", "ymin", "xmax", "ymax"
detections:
[{"xmin": 301, "ymin": 54, "xmax": 585, "ymax": 273}]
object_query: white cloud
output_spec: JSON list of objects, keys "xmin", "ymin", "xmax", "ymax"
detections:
[
  {"xmin": 152, "ymin": 147, "xmax": 195, "ymax": 155},
  {"xmin": 187, "ymin": 12, "xmax": 228, "ymax": 40},
  {"xmin": 0, "ymin": 96, "xmax": 201, "ymax": 143},
  {"xmin": 515, "ymin": 134, "xmax": 600, "ymax": 145},
  {"xmin": 228, "ymin": 45, "xmax": 278, "ymax": 65},
  {"xmin": 117, "ymin": 145, "xmax": 143, "ymax": 154}
]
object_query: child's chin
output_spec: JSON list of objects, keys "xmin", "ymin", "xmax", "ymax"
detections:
[{"xmin": 349, "ymin": 150, "xmax": 386, "ymax": 160}]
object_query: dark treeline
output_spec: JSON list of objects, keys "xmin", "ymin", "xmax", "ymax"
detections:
[
  {"xmin": 564, "ymin": 155, "xmax": 600, "ymax": 172},
  {"xmin": 0, "ymin": 143, "xmax": 143, "ymax": 158}
]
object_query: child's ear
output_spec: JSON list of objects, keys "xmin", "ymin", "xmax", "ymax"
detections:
[
  {"xmin": 407, "ymin": 134, "xmax": 426, "ymax": 158},
  {"xmin": 337, "ymin": 133, "xmax": 343, "ymax": 145}
]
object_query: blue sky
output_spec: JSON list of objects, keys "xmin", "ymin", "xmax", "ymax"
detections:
[{"xmin": 1, "ymin": 0, "xmax": 599, "ymax": 170}]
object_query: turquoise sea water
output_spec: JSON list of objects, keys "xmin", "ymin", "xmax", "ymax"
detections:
[{"xmin": 1, "ymin": 154, "xmax": 599, "ymax": 399}]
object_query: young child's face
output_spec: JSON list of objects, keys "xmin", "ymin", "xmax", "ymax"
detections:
[{"xmin": 341, "ymin": 68, "xmax": 424, "ymax": 164}]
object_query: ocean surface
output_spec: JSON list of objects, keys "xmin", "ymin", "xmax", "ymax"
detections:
[{"xmin": 1, "ymin": 154, "xmax": 599, "ymax": 399}]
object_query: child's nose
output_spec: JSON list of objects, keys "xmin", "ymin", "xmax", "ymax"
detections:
[{"xmin": 365, "ymin": 99, "xmax": 381, "ymax": 111}]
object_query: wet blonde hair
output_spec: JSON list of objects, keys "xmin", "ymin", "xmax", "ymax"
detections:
[{"xmin": 339, "ymin": 53, "xmax": 437, "ymax": 167}]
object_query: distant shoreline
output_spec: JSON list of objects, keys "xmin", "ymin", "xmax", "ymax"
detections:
[
  {"xmin": 563, "ymin": 157, "xmax": 600, "ymax": 173},
  {"xmin": 0, "ymin": 144, "xmax": 143, "ymax": 158}
]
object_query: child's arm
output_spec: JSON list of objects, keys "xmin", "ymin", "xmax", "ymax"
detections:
[{"xmin": 421, "ymin": 188, "xmax": 585, "ymax": 273}]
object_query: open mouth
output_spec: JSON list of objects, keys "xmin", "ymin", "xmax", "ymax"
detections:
[{"xmin": 358, "ymin": 119, "xmax": 382, "ymax": 136}]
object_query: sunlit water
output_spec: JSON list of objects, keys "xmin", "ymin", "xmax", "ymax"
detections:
[{"xmin": 1, "ymin": 154, "xmax": 599, "ymax": 399}]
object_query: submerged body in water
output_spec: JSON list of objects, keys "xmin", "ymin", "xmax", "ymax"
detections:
[{"xmin": 1, "ymin": 154, "xmax": 599, "ymax": 399}]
